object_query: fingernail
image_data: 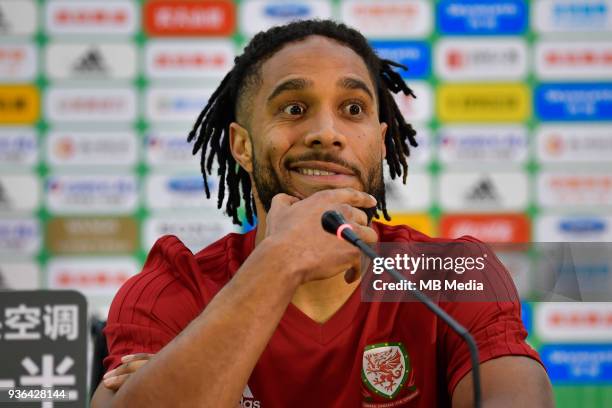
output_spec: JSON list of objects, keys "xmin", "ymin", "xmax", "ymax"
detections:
[
  {"xmin": 103, "ymin": 369, "xmax": 115, "ymax": 379},
  {"xmin": 103, "ymin": 377, "xmax": 115, "ymax": 386},
  {"xmin": 121, "ymin": 354, "xmax": 135, "ymax": 362},
  {"xmin": 368, "ymin": 194, "xmax": 377, "ymax": 202}
]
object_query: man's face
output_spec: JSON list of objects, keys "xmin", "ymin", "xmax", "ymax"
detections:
[{"xmin": 234, "ymin": 35, "xmax": 388, "ymax": 213}]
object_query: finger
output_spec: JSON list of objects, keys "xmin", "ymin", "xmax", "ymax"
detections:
[
  {"xmin": 103, "ymin": 373, "xmax": 130, "ymax": 391},
  {"xmin": 270, "ymin": 193, "xmax": 300, "ymax": 209},
  {"xmin": 336, "ymin": 204, "xmax": 368, "ymax": 226},
  {"xmin": 316, "ymin": 188, "xmax": 376, "ymax": 209},
  {"xmin": 352, "ymin": 224, "xmax": 378, "ymax": 244},
  {"xmin": 121, "ymin": 353, "xmax": 153, "ymax": 363},
  {"xmin": 103, "ymin": 359, "xmax": 149, "ymax": 381}
]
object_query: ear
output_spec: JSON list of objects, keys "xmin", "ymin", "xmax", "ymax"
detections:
[
  {"xmin": 379, "ymin": 122, "xmax": 388, "ymax": 158},
  {"xmin": 229, "ymin": 122, "xmax": 253, "ymax": 173}
]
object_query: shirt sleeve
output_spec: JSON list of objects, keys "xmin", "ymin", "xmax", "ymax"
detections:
[
  {"xmin": 103, "ymin": 235, "xmax": 208, "ymax": 372},
  {"xmin": 439, "ymin": 236, "xmax": 543, "ymax": 396}
]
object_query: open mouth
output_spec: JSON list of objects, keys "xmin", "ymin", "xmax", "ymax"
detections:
[
  {"xmin": 294, "ymin": 168, "xmax": 337, "ymax": 176},
  {"xmin": 288, "ymin": 161, "xmax": 356, "ymax": 177}
]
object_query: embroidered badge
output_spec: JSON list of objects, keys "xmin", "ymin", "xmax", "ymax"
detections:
[{"xmin": 362, "ymin": 342, "xmax": 410, "ymax": 399}]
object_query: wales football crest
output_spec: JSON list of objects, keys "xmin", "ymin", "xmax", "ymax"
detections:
[{"xmin": 362, "ymin": 342, "xmax": 410, "ymax": 399}]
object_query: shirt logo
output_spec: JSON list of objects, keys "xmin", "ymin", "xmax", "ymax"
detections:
[
  {"xmin": 240, "ymin": 385, "xmax": 260, "ymax": 408},
  {"xmin": 362, "ymin": 342, "xmax": 414, "ymax": 400}
]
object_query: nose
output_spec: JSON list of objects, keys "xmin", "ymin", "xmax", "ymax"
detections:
[{"xmin": 303, "ymin": 110, "xmax": 347, "ymax": 149}]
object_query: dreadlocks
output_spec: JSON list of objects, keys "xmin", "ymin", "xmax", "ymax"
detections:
[{"xmin": 187, "ymin": 19, "xmax": 418, "ymax": 226}]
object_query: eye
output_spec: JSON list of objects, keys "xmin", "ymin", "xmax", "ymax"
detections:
[
  {"xmin": 344, "ymin": 102, "xmax": 364, "ymax": 116},
  {"xmin": 281, "ymin": 103, "xmax": 306, "ymax": 116}
]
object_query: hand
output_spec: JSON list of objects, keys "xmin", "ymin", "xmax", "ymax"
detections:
[
  {"xmin": 102, "ymin": 353, "xmax": 154, "ymax": 391},
  {"xmin": 264, "ymin": 188, "xmax": 378, "ymax": 284}
]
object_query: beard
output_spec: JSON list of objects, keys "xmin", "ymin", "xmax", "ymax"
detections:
[{"xmin": 251, "ymin": 150, "xmax": 385, "ymax": 222}]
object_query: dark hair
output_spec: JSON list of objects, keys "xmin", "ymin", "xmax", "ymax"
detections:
[{"xmin": 188, "ymin": 19, "xmax": 417, "ymax": 226}]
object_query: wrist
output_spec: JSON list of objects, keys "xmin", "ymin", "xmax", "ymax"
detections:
[{"xmin": 253, "ymin": 235, "xmax": 306, "ymax": 289}]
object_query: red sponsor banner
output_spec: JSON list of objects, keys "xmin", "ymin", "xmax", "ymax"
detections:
[
  {"xmin": 544, "ymin": 50, "xmax": 612, "ymax": 67},
  {"xmin": 55, "ymin": 270, "xmax": 129, "ymax": 287},
  {"xmin": 54, "ymin": 8, "xmax": 127, "ymax": 25},
  {"xmin": 144, "ymin": 0, "xmax": 235, "ymax": 36},
  {"xmin": 548, "ymin": 310, "xmax": 612, "ymax": 328},
  {"xmin": 440, "ymin": 214, "xmax": 531, "ymax": 243}
]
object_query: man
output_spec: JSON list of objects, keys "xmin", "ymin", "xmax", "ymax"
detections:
[{"xmin": 92, "ymin": 20, "xmax": 553, "ymax": 407}]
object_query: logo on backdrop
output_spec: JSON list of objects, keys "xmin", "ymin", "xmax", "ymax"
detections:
[
  {"xmin": 535, "ymin": 215, "xmax": 612, "ymax": 242},
  {"xmin": 437, "ymin": 84, "xmax": 530, "ymax": 122},
  {"xmin": 0, "ymin": 0, "xmax": 37, "ymax": 36},
  {"xmin": 540, "ymin": 344, "xmax": 612, "ymax": 384},
  {"xmin": 0, "ymin": 85, "xmax": 39, "ymax": 124},
  {"xmin": 45, "ymin": 43, "xmax": 136, "ymax": 81},
  {"xmin": 45, "ymin": 87, "xmax": 137, "ymax": 122},
  {"xmin": 537, "ymin": 171, "xmax": 612, "ymax": 207},
  {"xmin": 536, "ymin": 125, "xmax": 612, "ymax": 163},
  {"xmin": 144, "ymin": 0, "xmax": 235, "ymax": 36},
  {"xmin": 435, "ymin": 39, "xmax": 527, "ymax": 81},
  {"xmin": 533, "ymin": 0, "xmax": 612, "ymax": 33},
  {"xmin": 0, "ymin": 43, "xmax": 37, "ymax": 82},
  {"xmin": 46, "ymin": 217, "xmax": 138, "ymax": 255},
  {"xmin": 46, "ymin": 0, "xmax": 138, "ymax": 35},
  {"xmin": 440, "ymin": 214, "xmax": 531, "ymax": 243},
  {"xmin": 535, "ymin": 41, "xmax": 612, "ymax": 79},
  {"xmin": 370, "ymin": 41, "xmax": 430, "ymax": 79},
  {"xmin": 0, "ymin": 128, "xmax": 37, "ymax": 167},
  {"xmin": 240, "ymin": 0, "xmax": 331, "ymax": 37},
  {"xmin": 341, "ymin": 0, "xmax": 432, "ymax": 38},
  {"xmin": 0, "ymin": 218, "xmax": 40, "ymax": 256},
  {"xmin": 45, "ymin": 174, "xmax": 138, "ymax": 214},
  {"xmin": 535, "ymin": 83, "xmax": 612, "ymax": 121},
  {"xmin": 0, "ymin": 174, "xmax": 39, "ymax": 212},
  {"xmin": 437, "ymin": 0, "xmax": 527, "ymax": 35},
  {"xmin": 0, "ymin": 262, "xmax": 39, "ymax": 290},
  {"xmin": 439, "ymin": 172, "xmax": 528, "ymax": 212},
  {"xmin": 145, "ymin": 87, "xmax": 213, "ymax": 123},
  {"xmin": 145, "ymin": 40, "xmax": 233, "ymax": 79},
  {"xmin": 46, "ymin": 131, "xmax": 138, "ymax": 168},
  {"xmin": 438, "ymin": 126, "xmax": 528, "ymax": 164}
]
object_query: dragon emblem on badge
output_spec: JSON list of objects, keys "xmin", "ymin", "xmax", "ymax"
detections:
[{"xmin": 362, "ymin": 342, "xmax": 412, "ymax": 399}]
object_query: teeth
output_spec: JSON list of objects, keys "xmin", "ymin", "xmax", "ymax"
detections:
[{"xmin": 297, "ymin": 168, "xmax": 336, "ymax": 176}]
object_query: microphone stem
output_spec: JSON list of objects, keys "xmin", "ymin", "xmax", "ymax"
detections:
[{"xmin": 354, "ymin": 238, "xmax": 482, "ymax": 408}]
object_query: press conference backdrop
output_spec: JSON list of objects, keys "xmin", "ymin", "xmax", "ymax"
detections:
[{"xmin": 0, "ymin": 0, "xmax": 611, "ymax": 405}]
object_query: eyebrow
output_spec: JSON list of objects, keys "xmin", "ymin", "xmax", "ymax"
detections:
[
  {"xmin": 266, "ymin": 76, "xmax": 375, "ymax": 104},
  {"xmin": 337, "ymin": 77, "xmax": 375, "ymax": 101},
  {"xmin": 266, "ymin": 78, "xmax": 313, "ymax": 103}
]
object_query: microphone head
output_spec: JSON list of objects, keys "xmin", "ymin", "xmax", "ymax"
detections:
[{"xmin": 321, "ymin": 210, "xmax": 347, "ymax": 235}]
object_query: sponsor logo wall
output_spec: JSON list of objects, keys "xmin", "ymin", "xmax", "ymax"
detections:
[{"xmin": 0, "ymin": 1, "xmax": 610, "ymax": 404}]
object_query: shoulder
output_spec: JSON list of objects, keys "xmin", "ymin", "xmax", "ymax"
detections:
[
  {"xmin": 108, "ymin": 230, "xmax": 255, "ymax": 326},
  {"xmin": 373, "ymin": 221, "xmax": 435, "ymax": 242},
  {"xmin": 374, "ymin": 221, "xmax": 484, "ymax": 245}
]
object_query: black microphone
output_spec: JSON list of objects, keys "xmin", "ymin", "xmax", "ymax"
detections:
[{"xmin": 321, "ymin": 210, "xmax": 482, "ymax": 408}]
